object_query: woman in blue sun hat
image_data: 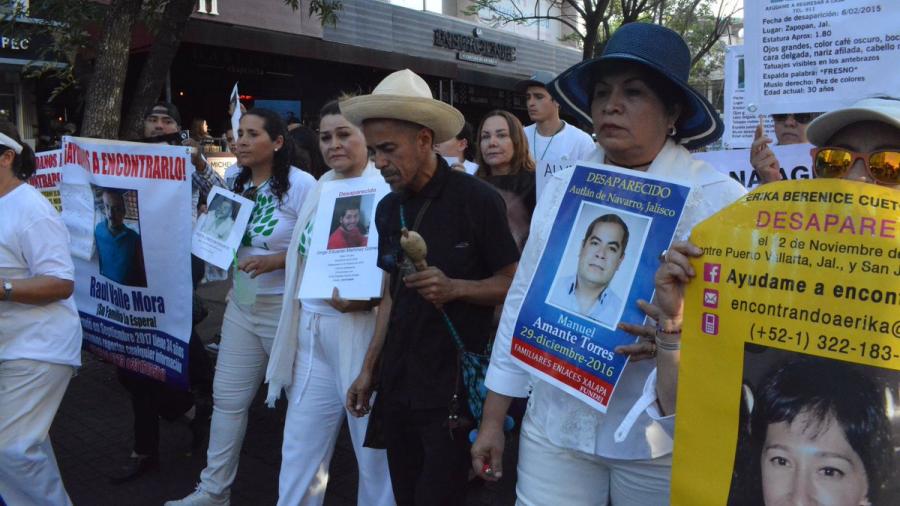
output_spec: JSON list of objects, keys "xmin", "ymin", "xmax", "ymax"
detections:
[{"xmin": 471, "ymin": 23, "xmax": 747, "ymax": 505}]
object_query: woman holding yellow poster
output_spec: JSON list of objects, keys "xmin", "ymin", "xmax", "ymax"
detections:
[{"xmin": 663, "ymin": 97, "xmax": 900, "ymax": 506}]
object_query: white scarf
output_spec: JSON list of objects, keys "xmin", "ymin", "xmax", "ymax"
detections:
[{"xmin": 264, "ymin": 163, "xmax": 381, "ymax": 406}]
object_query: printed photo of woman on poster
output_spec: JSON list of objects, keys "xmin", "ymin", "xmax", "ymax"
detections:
[{"xmin": 729, "ymin": 346, "xmax": 898, "ymax": 506}]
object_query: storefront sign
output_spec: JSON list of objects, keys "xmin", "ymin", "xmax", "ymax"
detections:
[
  {"xmin": 456, "ymin": 52, "xmax": 498, "ymax": 66},
  {"xmin": 0, "ymin": 26, "xmax": 63, "ymax": 65},
  {"xmin": 433, "ymin": 28, "xmax": 516, "ymax": 62}
]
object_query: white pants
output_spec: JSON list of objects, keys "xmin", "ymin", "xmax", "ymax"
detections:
[
  {"xmin": 277, "ymin": 309, "xmax": 394, "ymax": 506},
  {"xmin": 0, "ymin": 359, "xmax": 74, "ymax": 506},
  {"xmin": 516, "ymin": 410, "xmax": 672, "ymax": 506},
  {"xmin": 199, "ymin": 295, "xmax": 280, "ymax": 497}
]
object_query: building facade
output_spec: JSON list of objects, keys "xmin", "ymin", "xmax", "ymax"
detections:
[{"xmin": 170, "ymin": 0, "xmax": 583, "ymax": 134}]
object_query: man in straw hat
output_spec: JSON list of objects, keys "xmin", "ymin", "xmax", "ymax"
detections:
[{"xmin": 341, "ymin": 69, "xmax": 521, "ymax": 505}]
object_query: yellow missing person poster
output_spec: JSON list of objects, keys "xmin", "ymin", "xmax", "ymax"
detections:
[{"xmin": 672, "ymin": 179, "xmax": 900, "ymax": 506}]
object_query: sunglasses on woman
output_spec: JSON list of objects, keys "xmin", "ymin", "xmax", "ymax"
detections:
[
  {"xmin": 810, "ymin": 147, "xmax": 900, "ymax": 185},
  {"xmin": 773, "ymin": 113, "xmax": 818, "ymax": 124}
]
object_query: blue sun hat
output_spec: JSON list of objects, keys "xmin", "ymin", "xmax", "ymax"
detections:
[{"xmin": 548, "ymin": 23, "xmax": 723, "ymax": 150}]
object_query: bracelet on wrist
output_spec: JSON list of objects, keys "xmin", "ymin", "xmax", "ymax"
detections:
[
  {"xmin": 656, "ymin": 322, "xmax": 681, "ymax": 336},
  {"xmin": 655, "ymin": 338, "xmax": 681, "ymax": 352},
  {"xmin": 655, "ymin": 323, "xmax": 681, "ymax": 352}
]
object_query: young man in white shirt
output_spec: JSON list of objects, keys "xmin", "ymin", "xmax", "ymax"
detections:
[{"xmin": 517, "ymin": 71, "xmax": 596, "ymax": 180}]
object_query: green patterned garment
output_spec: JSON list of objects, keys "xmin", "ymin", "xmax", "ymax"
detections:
[
  {"xmin": 243, "ymin": 188, "xmax": 279, "ymax": 250},
  {"xmin": 297, "ymin": 219, "xmax": 314, "ymax": 258}
]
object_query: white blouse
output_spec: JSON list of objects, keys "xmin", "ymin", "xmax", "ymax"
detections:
[{"xmin": 486, "ymin": 140, "xmax": 747, "ymax": 460}]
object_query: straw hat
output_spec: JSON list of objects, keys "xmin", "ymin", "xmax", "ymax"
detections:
[{"xmin": 340, "ymin": 69, "xmax": 465, "ymax": 144}]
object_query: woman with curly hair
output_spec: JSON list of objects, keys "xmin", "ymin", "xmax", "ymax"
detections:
[{"xmin": 167, "ymin": 108, "xmax": 316, "ymax": 506}]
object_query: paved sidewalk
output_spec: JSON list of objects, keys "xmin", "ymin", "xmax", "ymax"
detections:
[{"xmin": 50, "ymin": 280, "xmax": 517, "ymax": 505}]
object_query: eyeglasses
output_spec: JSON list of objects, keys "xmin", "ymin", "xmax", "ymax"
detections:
[
  {"xmin": 810, "ymin": 147, "xmax": 900, "ymax": 185},
  {"xmin": 773, "ymin": 113, "xmax": 818, "ymax": 124}
]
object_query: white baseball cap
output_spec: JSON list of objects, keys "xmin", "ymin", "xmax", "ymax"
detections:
[{"xmin": 807, "ymin": 97, "xmax": 900, "ymax": 146}]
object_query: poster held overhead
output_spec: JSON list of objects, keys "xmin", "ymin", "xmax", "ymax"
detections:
[
  {"xmin": 60, "ymin": 136, "xmax": 194, "ymax": 389},
  {"xmin": 508, "ymin": 164, "xmax": 691, "ymax": 412},
  {"xmin": 744, "ymin": 1, "xmax": 900, "ymax": 114},
  {"xmin": 298, "ymin": 175, "xmax": 390, "ymax": 300}
]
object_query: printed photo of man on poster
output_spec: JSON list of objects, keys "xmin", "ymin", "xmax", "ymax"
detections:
[
  {"xmin": 326, "ymin": 195, "xmax": 370, "ymax": 250},
  {"xmin": 201, "ymin": 193, "xmax": 240, "ymax": 242},
  {"xmin": 93, "ymin": 186, "xmax": 147, "ymax": 287},
  {"xmin": 548, "ymin": 212, "xmax": 630, "ymax": 327},
  {"xmin": 546, "ymin": 202, "xmax": 651, "ymax": 329}
]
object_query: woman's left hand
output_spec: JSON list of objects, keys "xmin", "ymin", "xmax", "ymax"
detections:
[
  {"xmin": 615, "ymin": 241, "xmax": 702, "ymax": 360},
  {"xmin": 327, "ymin": 287, "xmax": 375, "ymax": 313},
  {"xmin": 238, "ymin": 252, "xmax": 286, "ymax": 278},
  {"xmin": 653, "ymin": 240, "xmax": 702, "ymax": 329}
]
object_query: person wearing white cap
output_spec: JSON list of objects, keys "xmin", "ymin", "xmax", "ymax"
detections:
[
  {"xmin": 804, "ymin": 96, "xmax": 900, "ymax": 188},
  {"xmin": 629, "ymin": 95, "xmax": 900, "ymax": 506},
  {"xmin": 0, "ymin": 120, "xmax": 82, "ymax": 506},
  {"xmin": 516, "ymin": 70, "xmax": 596, "ymax": 180},
  {"xmin": 341, "ymin": 69, "xmax": 521, "ymax": 505}
]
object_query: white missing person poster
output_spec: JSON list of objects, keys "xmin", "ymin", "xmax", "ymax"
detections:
[
  {"xmin": 695, "ymin": 143, "xmax": 814, "ymax": 190},
  {"xmin": 192, "ymin": 186, "xmax": 254, "ymax": 270},
  {"xmin": 60, "ymin": 136, "xmax": 195, "ymax": 389},
  {"xmin": 298, "ymin": 176, "xmax": 389, "ymax": 300},
  {"xmin": 744, "ymin": 0, "xmax": 900, "ymax": 113},
  {"xmin": 722, "ymin": 45, "xmax": 774, "ymax": 149}
]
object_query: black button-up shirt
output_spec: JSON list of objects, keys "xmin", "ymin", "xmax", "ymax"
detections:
[{"xmin": 375, "ymin": 158, "xmax": 520, "ymax": 410}]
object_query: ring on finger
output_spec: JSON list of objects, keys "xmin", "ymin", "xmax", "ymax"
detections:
[{"xmin": 659, "ymin": 249, "xmax": 669, "ymax": 263}]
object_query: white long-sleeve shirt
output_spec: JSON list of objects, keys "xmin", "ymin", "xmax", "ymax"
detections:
[{"xmin": 486, "ymin": 139, "xmax": 747, "ymax": 460}]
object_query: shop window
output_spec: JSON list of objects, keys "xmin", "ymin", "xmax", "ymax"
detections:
[{"xmin": 0, "ymin": 83, "xmax": 17, "ymax": 125}]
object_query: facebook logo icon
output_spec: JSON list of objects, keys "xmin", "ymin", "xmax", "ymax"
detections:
[{"xmin": 704, "ymin": 263, "xmax": 721, "ymax": 283}]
